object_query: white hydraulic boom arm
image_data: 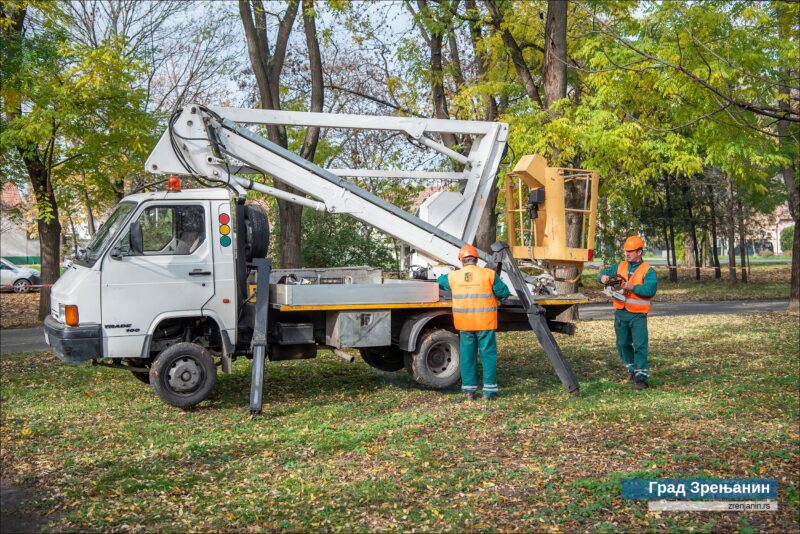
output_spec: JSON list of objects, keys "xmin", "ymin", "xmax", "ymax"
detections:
[{"xmin": 145, "ymin": 104, "xmax": 508, "ymax": 270}]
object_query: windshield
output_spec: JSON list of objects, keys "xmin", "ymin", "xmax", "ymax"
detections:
[{"xmin": 80, "ymin": 202, "xmax": 136, "ymax": 265}]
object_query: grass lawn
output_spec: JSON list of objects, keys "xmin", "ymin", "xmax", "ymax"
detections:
[
  {"xmin": 1, "ymin": 312, "xmax": 797, "ymax": 531},
  {"xmin": 582, "ymin": 263, "xmax": 791, "ymax": 303}
]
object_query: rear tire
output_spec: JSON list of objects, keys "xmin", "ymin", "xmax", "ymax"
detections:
[
  {"xmin": 405, "ymin": 329, "xmax": 461, "ymax": 389},
  {"xmin": 359, "ymin": 346, "xmax": 405, "ymax": 372},
  {"xmin": 150, "ymin": 343, "xmax": 216, "ymax": 408},
  {"xmin": 244, "ymin": 204, "xmax": 269, "ymax": 260}
]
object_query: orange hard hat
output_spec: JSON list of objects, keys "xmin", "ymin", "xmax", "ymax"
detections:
[
  {"xmin": 623, "ymin": 235, "xmax": 645, "ymax": 251},
  {"xmin": 458, "ymin": 244, "xmax": 479, "ymax": 261}
]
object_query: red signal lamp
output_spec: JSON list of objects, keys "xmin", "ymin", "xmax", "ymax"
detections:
[{"xmin": 167, "ymin": 175, "xmax": 181, "ymax": 192}]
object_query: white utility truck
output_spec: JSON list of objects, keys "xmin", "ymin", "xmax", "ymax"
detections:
[{"xmin": 44, "ymin": 105, "xmax": 594, "ymax": 412}]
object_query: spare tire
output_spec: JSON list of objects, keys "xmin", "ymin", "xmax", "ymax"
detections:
[{"xmin": 244, "ymin": 204, "xmax": 270, "ymax": 261}]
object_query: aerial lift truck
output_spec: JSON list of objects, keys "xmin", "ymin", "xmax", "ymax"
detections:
[{"xmin": 43, "ymin": 104, "xmax": 599, "ymax": 412}]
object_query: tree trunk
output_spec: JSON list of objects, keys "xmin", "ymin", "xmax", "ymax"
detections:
[
  {"xmin": 776, "ymin": 1, "xmax": 799, "ymax": 312},
  {"xmin": 684, "ymin": 185, "xmax": 700, "ymax": 280},
  {"xmin": 542, "ymin": 0, "xmax": 567, "ymax": 110},
  {"xmin": 465, "ymin": 0, "xmax": 498, "ymax": 122},
  {"xmin": 81, "ymin": 171, "xmax": 96, "ymax": 235},
  {"xmin": 475, "ymin": 184, "xmax": 498, "ymax": 252},
  {"xmin": 467, "ymin": 0, "xmax": 499, "ymax": 250},
  {"xmin": 725, "ymin": 172, "xmax": 737, "ymax": 286},
  {"xmin": 664, "ymin": 176, "xmax": 678, "ymax": 282},
  {"xmin": 707, "ymin": 182, "xmax": 721, "ymax": 279},
  {"xmin": 421, "ymin": 0, "xmax": 459, "ymax": 150},
  {"xmin": 737, "ymin": 197, "xmax": 748, "ymax": 283},
  {"xmin": 20, "ymin": 154, "xmax": 61, "ymax": 320},
  {"xmin": 239, "ymin": 0, "xmax": 304, "ymax": 268},
  {"xmin": 540, "ymin": 0, "xmax": 576, "ymax": 318},
  {"xmin": 67, "ymin": 212, "xmax": 79, "ymax": 256},
  {"xmin": 659, "ymin": 199, "xmax": 671, "ymax": 273},
  {"xmin": 683, "ymin": 233, "xmax": 696, "ymax": 275},
  {"xmin": 698, "ymin": 230, "xmax": 707, "ymax": 268}
]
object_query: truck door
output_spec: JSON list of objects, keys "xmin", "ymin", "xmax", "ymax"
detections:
[{"xmin": 101, "ymin": 201, "xmax": 215, "ymax": 358}]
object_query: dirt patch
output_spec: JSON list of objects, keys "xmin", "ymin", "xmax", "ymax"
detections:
[
  {"xmin": 0, "ymin": 293, "xmax": 41, "ymax": 329},
  {"xmin": 0, "ymin": 478, "xmax": 56, "ymax": 533}
]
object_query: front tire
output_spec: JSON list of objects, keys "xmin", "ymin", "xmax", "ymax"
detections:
[
  {"xmin": 150, "ymin": 343, "xmax": 217, "ymax": 408},
  {"xmin": 405, "ymin": 329, "xmax": 461, "ymax": 389}
]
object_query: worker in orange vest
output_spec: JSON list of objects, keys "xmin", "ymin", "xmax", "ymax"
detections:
[
  {"xmin": 438, "ymin": 244, "xmax": 510, "ymax": 401},
  {"xmin": 598, "ymin": 236, "xmax": 658, "ymax": 389}
]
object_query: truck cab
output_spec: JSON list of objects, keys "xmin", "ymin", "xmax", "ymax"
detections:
[{"xmin": 45, "ymin": 187, "xmax": 241, "ymax": 370}]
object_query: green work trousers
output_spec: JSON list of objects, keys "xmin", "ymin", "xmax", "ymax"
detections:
[
  {"xmin": 459, "ymin": 330, "xmax": 498, "ymax": 395},
  {"xmin": 614, "ymin": 309, "xmax": 649, "ymax": 380}
]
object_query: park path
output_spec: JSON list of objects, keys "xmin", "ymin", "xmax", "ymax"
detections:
[
  {"xmin": 0, "ymin": 299, "xmax": 791, "ymax": 355},
  {"xmin": 578, "ymin": 299, "xmax": 790, "ymax": 320}
]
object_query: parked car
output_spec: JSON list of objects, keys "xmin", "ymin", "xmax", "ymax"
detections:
[{"xmin": 0, "ymin": 258, "xmax": 40, "ymax": 293}]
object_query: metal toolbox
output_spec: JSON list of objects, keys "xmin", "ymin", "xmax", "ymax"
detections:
[
  {"xmin": 271, "ymin": 281, "xmax": 439, "ymax": 306},
  {"xmin": 326, "ymin": 310, "xmax": 390, "ymax": 348}
]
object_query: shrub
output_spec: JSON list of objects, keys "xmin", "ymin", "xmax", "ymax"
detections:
[
  {"xmin": 780, "ymin": 225, "xmax": 794, "ymax": 254},
  {"xmin": 759, "ymin": 249, "xmax": 774, "ymax": 257}
]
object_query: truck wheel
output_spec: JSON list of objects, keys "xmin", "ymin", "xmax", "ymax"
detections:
[
  {"xmin": 359, "ymin": 346, "xmax": 405, "ymax": 372},
  {"xmin": 150, "ymin": 343, "xmax": 217, "ymax": 408},
  {"xmin": 244, "ymin": 204, "xmax": 269, "ymax": 260},
  {"xmin": 405, "ymin": 329, "xmax": 461, "ymax": 389}
]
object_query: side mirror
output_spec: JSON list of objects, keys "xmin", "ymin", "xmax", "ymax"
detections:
[{"xmin": 130, "ymin": 222, "xmax": 144, "ymax": 256}]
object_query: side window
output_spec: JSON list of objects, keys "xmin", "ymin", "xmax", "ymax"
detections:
[
  {"xmin": 141, "ymin": 207, "xmax": 175, "ymax": 252},
  {"xmin": 124, "ymin": 205, "xmax": 206, "ymax": 256}
]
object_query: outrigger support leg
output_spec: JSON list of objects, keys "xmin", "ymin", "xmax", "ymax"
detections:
[
  {"xmin": 249, "ymin": 258, "xmax": 272, "ymax": 414},
  {"xmin": 490, "ymin": 242, "xmax": 580, "ymax": 396}
]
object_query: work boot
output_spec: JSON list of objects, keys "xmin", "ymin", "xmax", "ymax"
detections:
[
  {"xmin": 627, "ymin": 371, "xmax": 635, "ymax": 383},
  {"xmin": 633, "ymin": 377, "xmax": 649, "ymax": 390},
  {"xmin": 482, "ymin": 392, "xmax": 498, "ymax": 401},
  {"xmin": 463, "ymin": 391, "xmax": 476, "ymax": 401}
]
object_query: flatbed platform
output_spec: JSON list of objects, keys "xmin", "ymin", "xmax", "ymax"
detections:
[{"xmin": 274, "ymin": 294, "xmax": 588, "ymax": 312}]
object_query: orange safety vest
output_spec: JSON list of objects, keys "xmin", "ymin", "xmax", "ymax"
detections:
[
  {"xmin": 448, "ymin": 265, "xmax": 499, "ymax": 331},
  {"xmin": 613, "ymin": 261, "xmax": 653, "ymax": 314}
]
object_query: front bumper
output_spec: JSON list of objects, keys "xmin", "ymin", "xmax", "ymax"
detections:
[{"xmin": 44, "ymin": 315, "xmax": 102, "ymax": 364}]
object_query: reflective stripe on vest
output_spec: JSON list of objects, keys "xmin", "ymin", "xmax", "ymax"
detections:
[
  {"xmin": 612, "ymin": 261, "xmax": 653, "ymax": 314},
  {"xmin": 448, "ymin": 265, "xmax": 498, "ymax": 330}
]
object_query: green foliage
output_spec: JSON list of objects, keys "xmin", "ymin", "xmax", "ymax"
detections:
[
  {"xmin": 300, "ymin": 208, "xmax": 398, "ymax": 269},
  {"xmin": 1, "ymin": 4, "xmax": 157, "ymax": 236},
  {"xmin": 781, "ymin": 225, "xmax": 794, "ymax": 255}
]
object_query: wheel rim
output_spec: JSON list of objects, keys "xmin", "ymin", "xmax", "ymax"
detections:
[
  {"xmin": 13, "ymin": 280, "xmax": 30, "ymax": 293},
  {"xmin": 167, "ymin": 356, "xmax": 203, "ymax": 393},
  {"xmin": 425, "ymin": 341, "xmax": 458, "ymax": 378}
]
